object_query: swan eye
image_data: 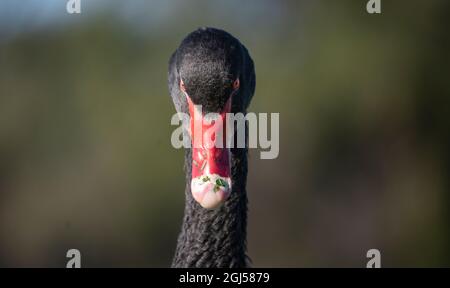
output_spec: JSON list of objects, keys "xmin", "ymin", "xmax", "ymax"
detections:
[
  {"xmin": 233, "ymin": 78, "xmax": 240, "ymax": 90},
  {"xmin": 180, "ymin": 79, "xmax": 187, "ymax": 93}
]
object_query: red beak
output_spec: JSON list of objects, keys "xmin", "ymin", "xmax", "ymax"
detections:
[{"xmin": 187, "ymin": 96, "xmax": 232, "ymax": 209}]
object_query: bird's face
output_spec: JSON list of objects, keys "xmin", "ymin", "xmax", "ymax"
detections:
[
  {"xmin": 180, "ymin": 76, "xmax": 240, "ymax": 209},
  {"xmin": 175, "ymin": 28, "xmax": 244, "ymax": 209}
]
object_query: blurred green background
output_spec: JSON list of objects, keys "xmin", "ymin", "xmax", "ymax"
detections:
[{"xmin": 0, "ymin": 0, "xmax": 449, "ymax": 267}]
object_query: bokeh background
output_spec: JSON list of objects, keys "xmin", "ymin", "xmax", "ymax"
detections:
[{"xmin": 0, "ymin": 0, "xmax": 449, "ymax": 267}]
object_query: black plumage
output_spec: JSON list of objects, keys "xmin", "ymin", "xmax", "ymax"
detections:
[{"xmin": 168, "ymin": 27, "xmax": 255, "ymax": 268}]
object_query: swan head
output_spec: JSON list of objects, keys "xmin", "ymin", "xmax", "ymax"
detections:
[{"xmin": 176, "ymin": 27, "xmax": 244, "ymax": 209}]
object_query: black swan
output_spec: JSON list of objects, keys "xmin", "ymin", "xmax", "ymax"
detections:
[{"xmin": 168, "ymin": 27, "xmax": 255, "ymax": 268}]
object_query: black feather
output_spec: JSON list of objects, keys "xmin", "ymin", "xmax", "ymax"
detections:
[{"xmin": 168, "ymin": 27, "xmax": 255, "ymax": 268}]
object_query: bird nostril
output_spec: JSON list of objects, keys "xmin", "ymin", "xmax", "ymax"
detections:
[{"xmin": 197, "ymin": 150, "xmax": 204, "ymax": 160}]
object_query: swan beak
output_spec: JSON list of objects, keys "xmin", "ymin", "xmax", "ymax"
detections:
[
  {"xmin": 191, "ymin": 174, "xmax": 232, "ymax": 209},
  {"xmin": 187, "ymin": 95, "xmax": 232, "ymax": 209}
]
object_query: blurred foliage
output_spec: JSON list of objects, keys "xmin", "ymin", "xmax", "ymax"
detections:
[{"xmin": 0, "ymin": 0, "xmax": 449, "ymax": 267}]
